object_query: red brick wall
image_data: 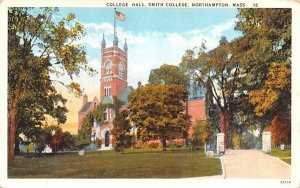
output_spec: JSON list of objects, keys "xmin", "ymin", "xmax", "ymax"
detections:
[
  {"xmin": 78, "ymin": 112, "xmax": 86, "ymax": 130},
  {"xmin": 100, "ymin": 47, "xmax": 127, "ymax": 100},
  {"xmin": 186, "ymin": 99, "xmax": 206, "ymax": 137}
]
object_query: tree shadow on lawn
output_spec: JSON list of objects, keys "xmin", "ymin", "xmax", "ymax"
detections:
[{"xmin": 121, "ymin": 148, "xmax": 205, "ymax": 155}]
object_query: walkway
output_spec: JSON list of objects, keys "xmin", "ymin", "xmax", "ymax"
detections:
[{"xmin": 222, "ymin": 150, "xmax": 291, "ymax": 179}]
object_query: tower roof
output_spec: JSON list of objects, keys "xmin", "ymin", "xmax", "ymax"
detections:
[
  {"xmin": 119, "ymin": 86, "xmax": 134, "ymax": 103},
  {"xmin": 113, "ymin": 33, "xmax": 119, "ymax": 47},
  {"xmin": 101, "ymin": 33, "xmax": 106, "ymax": 49},
  {"xmin": 124, "ymin": 38, "xmax": 128, "ymax": 52}
]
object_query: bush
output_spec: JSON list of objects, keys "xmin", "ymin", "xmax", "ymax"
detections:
[
  {"xmin": 169, "ymin": 139, "xmax": 185, "ymax": 148},
  {"xmin": 191, "ymin": 120, "xmax": 208, "ymax": 149},
  {"xmin": 134, "ymin": 140, "xmax": 145, "ymax": 149},
  {"xmin": 232, "ymin": 133, "xmax": 241, "ymax": 149},
  {"xmin": 114, "ymin": 135, "xmax": 134, "ymax": 152},
  {"xmin": 147, "ymin": 140, "xmax": 160, "ymax": 148}
]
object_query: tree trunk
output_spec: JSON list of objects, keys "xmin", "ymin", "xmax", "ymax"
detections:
[
  {"xmin": 220, "ymin": 110, "xmax": 230, "ymax": 149},
  {"xmin": 162, "ymin": 137, "xmax": 167, "ymax": 151},
  {"xmin": 8, "ymin": 108, "xmax": 19, "ymax": 166},
  {"xmin": 14, "ymin": 138, "xmax": 20, "ymax": 156}
]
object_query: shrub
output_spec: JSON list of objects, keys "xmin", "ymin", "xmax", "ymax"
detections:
[
  {"xmin": 191, "ymin": 120, "xmax": 208, "ymax": 149},
  {"xmin": 147, "ymin": 140, "xmax": 160, "ymax": 148},
  {"xmin": 232, "ymin": 133, "xmax": 241, "ymax": 149},
  {"xmin": 134, "ymin": 140, "xmax": 144, "ymax": 149},
  {"xmin": 169, "ymin": 139, "xmax": 185, "ymax": 148},
  {"xmin": 174, "ymin": 139, "xmax": 185, "ymax": 148}
]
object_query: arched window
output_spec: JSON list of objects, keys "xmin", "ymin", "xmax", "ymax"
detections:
[
  {"xmin": 105, "ymin": 61, "xmax": 112, "ymax": 74},
  {"xmin": 119, "ymin": 63, "xmax": 125, "ymax": 78}
]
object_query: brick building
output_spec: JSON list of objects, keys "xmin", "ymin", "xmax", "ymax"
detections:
[
  {"xmin": 78, "ymin": 34, "xmax": 133, "ymax": 149},
  {"xmin": 78, "ymin": 33, "xmax": 206, "ymax": 149},
  {"xmin": 186, "ymin": 82, "xmax": 206, "ymax": 135}
]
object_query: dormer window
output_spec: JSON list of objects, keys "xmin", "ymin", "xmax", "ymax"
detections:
[{"xmin": 105, "ymin": 61, "xmax": 112, "ymax": 74}]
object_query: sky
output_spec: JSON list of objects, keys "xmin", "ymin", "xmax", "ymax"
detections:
[{"xmin": 54, "ymin": 8, "xmax": 242, "ymax": 128}]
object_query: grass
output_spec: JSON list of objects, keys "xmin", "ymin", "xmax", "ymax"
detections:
[
  {"xmin": 8, "ymin": 149, "xmax": 222, "ymax": 178},
  {"xmin": 269, "ymin": 148, "xmax": 291, "ymax": 164}
]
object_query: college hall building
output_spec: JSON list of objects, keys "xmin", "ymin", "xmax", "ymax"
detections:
[{"xmin": 78, "ymin": 33, "xmax": 206, "ymax": 150}]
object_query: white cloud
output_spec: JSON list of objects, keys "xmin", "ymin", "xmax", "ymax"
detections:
[
  {"xmin": 84, "ymin": 22, "xmax": 114, "ymax": 34},
  {"xmin": 57, "ymin": 18, "xmax": 238, "ymax": 124},
  {"xmin": 79, "ymin": 18, "xmax": 237, "ymax": 89},
  {"xmin": 211, "ymin": 19, "xmax": 236, "ymax": 39}
]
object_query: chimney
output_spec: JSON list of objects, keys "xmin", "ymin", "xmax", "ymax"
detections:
[{"xmin": 83, "ymin": 94, "xmax": 88, "ymax": 106}]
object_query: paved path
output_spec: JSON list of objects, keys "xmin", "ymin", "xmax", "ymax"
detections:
[{"xmin": 222, "ymin": 150, "xmax": 291, "ymax": 179}]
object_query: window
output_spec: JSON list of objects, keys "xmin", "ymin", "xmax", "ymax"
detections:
[
  {"xmin": 104, "ymin": 87, "xmax": 111, "ymax": 96},
  {"xmin": 105, "ymin": 61, "xmax": 112, "ymax": 74},
  {"xmin": 103, "ymin": 108, "xmax": 108, "ymax": 121},
  {"xmin": 119, "ymin": 63, "xmax": 125, "ymax": 78}
]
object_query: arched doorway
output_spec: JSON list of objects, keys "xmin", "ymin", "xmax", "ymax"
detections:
[{"xmin": 105, "ymin": 131, "xmax": 110, "ymax": 147}]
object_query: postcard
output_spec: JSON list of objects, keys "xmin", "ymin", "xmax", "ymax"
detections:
[{"xmin": 1, "ymin": 0, "xmax": 300, "ymax": 187}]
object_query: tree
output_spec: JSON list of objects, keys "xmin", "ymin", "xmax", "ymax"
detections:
[
  {"xmin": 111, "ymin": 109, "xmax": 133, "ymax": 152},
  {"xmin": 234, "ymin": 9, "xmax": 291, "ymax": 138},
  {"xmin": 148, "ymin": 64, "xmax": 189, "ymax": 87},
  {"xmin": 32, "ymin": 126, "xmax": 52, "ymax": 153},
  {"xmin": 180, "ymin": 38, "xmax": 241, "ymax": 148},
  {"xmin": 128, "ymin": 84, "xmax": 189, "ymax": 151},
  {"xmin": 267, "ymin": 116, "xmax": 291, "ymax": 145},
  {"xmin": 8, "ymin": 8, "xmax": 95, "ymax": 165},
  {"xmin": 191, "ymin": 120, "xmax": 209, "ymax": 149},
  {"xmin": 63, "ymin": 131, "xmax": 76, "ymax": 150},
  {"xmin": 50, "ymin": 127, "xmax": 65, "ymax": 153},
  {"xmin": 76, "ymin": 113, "xmax": 94, "ymax": 149}
]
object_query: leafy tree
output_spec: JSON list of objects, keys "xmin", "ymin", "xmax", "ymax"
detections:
[
  {"xmin": 111, "ymin": 109, "xmax": 133, "ymax": 152},
  {"xmin": 180, "ymin": 38, "xmax": 240, "ymax": 148},
  {"xmin": 63, "ymin": 131, "xmax": 76, "ymax": 150},
  {"xmin": 267, "ymin": 116, "xmax": 291, "ymax": 145},
  {"xmin": 8, "ymin": 8, "xmax": 95, "ymax": 165},
  {"xmin": 179, "ymin": 9, "xmax": 291, "ymax": 148},
  {"xmin": 191, "ymin": 120, "xmax": 209, "ymax": 149},
  {"xmin": 50, "ymin": 127, "xmax": 65, "ymax": 153},
  {"xmin": 32, "ymin": 126, "xmax": 52, "ymax": 153},
  {"xmin": 76, "ymin": 113, "xmax": 94, "ymax": 149},
  {"xmin": 128, "ymin": 84, "xmax": 189, "ymax": 151},
  {"xmin": 148, "ymin": 64, "xmax": 189, "ymax": 87},
  {"xmin": 234, "ymin": 9, "xmax": 291, "ymax": 138}
]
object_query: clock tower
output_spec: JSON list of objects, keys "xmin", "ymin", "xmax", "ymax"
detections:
[{"xmin": 100, "ymin": 34, "xmax": 128, "ymax": 101}]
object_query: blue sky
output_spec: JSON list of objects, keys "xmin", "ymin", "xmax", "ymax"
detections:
[{"xmin": 55, "ymin": 8, "xmax": 242, "ymax": 124}]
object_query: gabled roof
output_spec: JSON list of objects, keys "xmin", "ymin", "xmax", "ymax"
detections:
[
  {"xmin": 101, "ymin": 96, "xmax": 113, "ymax": 104},
  {"xmin": 79, "ymin": 102, "xmax": 92, "ymax": 113},
  {"xmin": 119, "ymin": 86, "xmax": 134, "ymax": 103}
]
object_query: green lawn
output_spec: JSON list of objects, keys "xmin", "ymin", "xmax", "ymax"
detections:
[
  {"xmin": 8, "ymin": 149, "xmax": 222, "ymax": 178},
  {"xmin": 269, "ymin": 148, "xmax": 291, "ymax": 164}
]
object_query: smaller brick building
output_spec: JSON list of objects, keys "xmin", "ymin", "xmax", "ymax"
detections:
[{"xmin": 78, "ymin": 95, "xmax": 100, "ymax": 130}]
